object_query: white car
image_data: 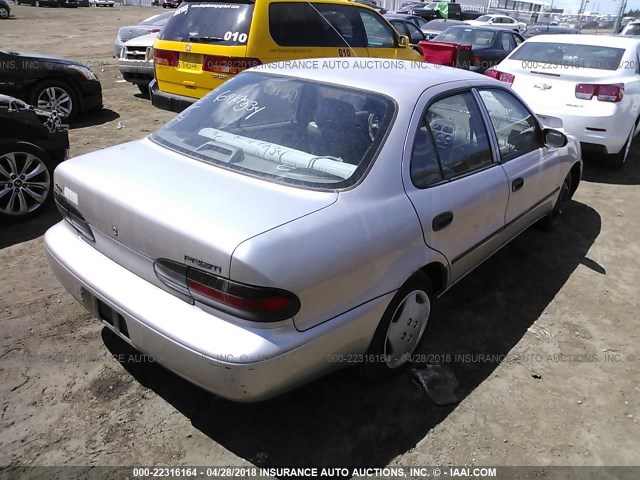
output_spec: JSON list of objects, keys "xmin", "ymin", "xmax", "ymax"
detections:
[
  {"xmin": 118, "ymin": 32, "xmax": 158, "ymax": 96},
  {"xmin": 486, "ymin": 34, "xmax": 640, "ymax": 169},
  {"xmin": 91, "ymin": 0, "xmax": 115, "ymax": 6},
  {"xmin": 620, "ymin": 21, "xmax": 640, "ymax": 36},
  {"xmin": 467, "ymin": 14, "xmax": 526, "ymax": 33}
]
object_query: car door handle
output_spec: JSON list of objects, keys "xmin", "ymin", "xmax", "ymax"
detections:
[
  {"xmin": 512, "ymin": 177, "xmax": 525, "ymax": 192},
  {"xmin": 432, "ymin": 212, "xmax": 454, "ymax": 231}
]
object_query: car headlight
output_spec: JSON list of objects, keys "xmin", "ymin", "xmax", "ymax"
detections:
[{"xmin": 68, "ymin": 65, "xmax": 98, "ymax": 81}]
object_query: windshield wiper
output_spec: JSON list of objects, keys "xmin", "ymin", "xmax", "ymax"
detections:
[{"xmin": 188, "ymin": 34, "xmax": 225, "ymax": 43}]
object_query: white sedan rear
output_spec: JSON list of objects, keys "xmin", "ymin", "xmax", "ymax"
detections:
[{"xmin": 485, "ymin": 34, "xmax": 640, "ymax": 168}]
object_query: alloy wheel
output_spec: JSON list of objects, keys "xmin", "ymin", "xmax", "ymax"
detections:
[
  {"xmin": 0, "ymin": 151, "xmax": 51, "ymax": 217},
  {"xmin": 36, "ymin": 86, "xmax": 73, "ymax": 118}
]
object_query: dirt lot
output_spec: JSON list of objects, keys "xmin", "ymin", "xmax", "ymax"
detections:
[{"xmin": 1, "ymin": 5, "xmax": 639, "ymax": 476}]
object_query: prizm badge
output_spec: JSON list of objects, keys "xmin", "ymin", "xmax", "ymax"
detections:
[
  {"xmin": 534, "ymin": 83, "xmax": 552, "ymax": 90},
  {"xmin": 185, "ymin": 44, "xmax": 192, "ymax": 52},
  {"xmin": 184, "ymin": 255, "xmax": 222, "ymax": 273}
]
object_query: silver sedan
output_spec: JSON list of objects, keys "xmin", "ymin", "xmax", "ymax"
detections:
[{"xmin": 45, "ymin": 59, "xmax": 582, "ymax": 401}]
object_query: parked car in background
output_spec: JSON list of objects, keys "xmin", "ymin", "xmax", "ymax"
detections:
[
  {"xmin": 384, "ymin": 13, "xmax": 429, "ymax": 31},
  {"xmin": 118, "ymin": 32, "xmax": 158, "ymax": 97},
  {"xmin": 618, "ymin": 17, "xmax": 636, "ymax": 33},
  {"xmin": 162, "ymin": 0, "xmax": 181, "ymax": 7},
  {"xmin": 0, "ymin": 0, "xmax": 11, "ymax": 18},
  {"xmin": 486, "ymin": 34, "xmax": 640, "ymax": 169},
  {"xmin": 90, "ymin": 0, "xmax": 114, "ymax": 6},
  {"xmin": 522, "ymin": 25, "xmax": 581, "ymax": 38},
  {"xmin": 467, "ymin": 14, "xmax": 526, "ymax": 32},
  {"xmin": 420, "ymin": 18, "xmax": 468, "ymax": 39},
  {"xmin": 620, "ymin": 20, "xmax": 640, "ymax": 36},
  {"xmin": 0, "ymin": 50, "xmax": 102, "ymax": 122},
  {"xmin": 461, "ymin": 10, "xmax": 483, "ymax": 21},
  {"xmin": 0, "ymin": 95, "xmax": 69, "ymax": 222},
  {"xmin": 410, "ymin": 1, "xmax": 462, "ymax": 21},
  {"xmin": 354, "ymin": 0, "xmax": 386, "ymax": 14},
  {"xmin": 151, "ymin": 0, "xmax": 424, "ymax": 113},
  {"xmin": 113, "ymin": 11, "xmax": 174, "ymax": 57},
  {"xmin": 16, "ymin": 0, "xmax": 78, "ymax": 6},
  {"xmin": 45, "ymin": 59, "xmax": 581, "ymax": 401},
  {"xmin": 388, "ymin": 2, "xmax": 425, "ymax": 14},
  {"xmin": 385, "ymin": 15, "xmax": 426, "ymax": 46},
  {"xmin": 426, "ymin": 25, "xmax": 523, "ymax": 72}
]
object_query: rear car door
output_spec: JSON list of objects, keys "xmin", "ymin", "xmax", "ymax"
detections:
[
  {"xmin": 403, "ymin": 87, "xmax": 510, "ymax": 284},
  {"xmin": 475, "ymin": 87, "xmax": 564, "ymax": 227}
]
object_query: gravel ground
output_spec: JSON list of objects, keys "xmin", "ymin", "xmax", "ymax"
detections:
[{"xmin": 1, "ymin": 5, "xmax": 639, "ymax": 477}]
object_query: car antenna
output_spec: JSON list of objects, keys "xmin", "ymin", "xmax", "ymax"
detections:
[{"xmin": 306, "ymin": 2, "xmax": 359, "ymax": 58}]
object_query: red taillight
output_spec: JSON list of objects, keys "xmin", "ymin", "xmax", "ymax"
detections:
[
  {"xmin": 202, "ymin": 55, "xmax": 262, "ymax": 75},
  {"xmin": 484, "ymin": 68, "xmax": 515, "ymax": 84},
  {"xmin": 470, "ymin": 54, "xmax": 482, "ymax": 63},
  {"xmin": 148, "ymin": 28, "xmax": 161, "ymax": 34},
  {"xmin": 153, "ymin": 49, "xmax": 179, "ymax": 67},
  {"xmin": 185, "ymin": 268, "xmax": 300, "ymax": 322},
  {"xmin": 575, "ymin": 83, "xmax": 624, "ymax": 102}
]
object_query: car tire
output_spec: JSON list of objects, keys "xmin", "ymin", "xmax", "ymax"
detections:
[
  {"xmin": 29, "ymin": 80, "xmax": 78, "ymax": 123},
  {"xmin": 609, "ymin": 122, "xmax": 635, "ymax": 170},
  {"xmin": 137, "ymin": 83, "xmax": 150, "ymax": 98},
  {"xmin": 355, "ymin": 272, "xmax": 433, "ymax": 381},
  {"xmin": 0, "ymin": 141, "xmax": 54, "ymax": 224},
  {"xmin": 0, "ymin": 6, "xmax": 9, "ymax": 17},
  {"xmin": 537, "ymin": 172, "xmax": 572, "ymax": 232}
]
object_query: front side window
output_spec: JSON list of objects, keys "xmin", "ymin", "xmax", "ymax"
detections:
[
  {"xmin": 151, "ymin": 72, "xmax": 395, "ymax": 189},
  {"xmin": 359, "ymin": 9, "xmax": 396, "ymax": 47},
  {"xmin": 269, "ymin": 3, "xmax": 367, "ymax": 47},
  {"xmin": 425, "ymin": 92, "xmax": 493, "ymax": 179},
  {"xmin": 477, "ymin": 89, "xmax": 542, "ymax": 161}
]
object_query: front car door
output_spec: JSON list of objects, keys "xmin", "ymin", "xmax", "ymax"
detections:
[
  {"xmin": 475, "ymin": 87, "xmax": 565, "ymax": 231},
  {"xmin": 402, "ymin": 85, "xmax": 510, "ymax": 284},
  {"xmin": 358, "ymin": 8, "xmax": 421, "ymax": 60}
]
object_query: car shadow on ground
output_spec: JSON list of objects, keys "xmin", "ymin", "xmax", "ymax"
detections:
[
  {"xmin": 0, "ymin": 202, "xmax": 61, "ymax": 250},
  {"xmin": 581, "ymin": 138, "xmax": 640, "ymax": 186},
  {"xmin": 102, "ymin": 198, "xmax": 602, "ymax": 468},
  {"xmin": 70, "ymin": 108, "xmax": 119, "ymax": 129}
]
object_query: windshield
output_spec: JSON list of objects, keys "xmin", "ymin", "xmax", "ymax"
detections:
[
  {"xmin": 159, "ymin": 2, "xmax": 253, "ymax": 45},
  {"xmin": 140, "ymin": 11, "xmax": 174, "ymax": 26},
  {"xmin": 434, "ymin": 27, "xmax": 496, "ymax": 46},
  {"xmin": 476, "ymin": 15, "xmax": 492, "ymax": 21},
  {"xmin": 150, "ymin": 72, "xmax": 396, "ymax": 190},
  {"xmin": 510, "ymin": 42, "xmax": 626, "ymax": 70}
]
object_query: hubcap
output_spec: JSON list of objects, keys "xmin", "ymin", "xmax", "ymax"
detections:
[
  {"xmin": 0, "ymin": 7, "xmax": 9, "ymax": 18},
  {"xmin": 384, "ymin": 289, "xmax": 431, "ymax": 368},
  {"xmin": 36, "ymin": 86, "xmax": 72, "ymax": 118},
  {"xmin": 0, "ymin": 151, "xmax": 50, "ymax": 216}
]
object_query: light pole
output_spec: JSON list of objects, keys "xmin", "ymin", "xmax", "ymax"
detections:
[{"xmin": 615, "ymin": 0, "xmax": 628, "ymax": 32}]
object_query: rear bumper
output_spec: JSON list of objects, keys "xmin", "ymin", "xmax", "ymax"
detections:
[
  {"xmin": 44, "ymin": 221, "xmax": 388, "ymax": 402},
  {"xmin": 534, "ymin": 109, "xmax": 632, "ymax": 155},
  {"xmin": 149, "ymin": 79, "xmax": 195, "ymax": 113},
  {"xmin": 118, "ymin": 61, "xmax": 154, "ymax": 85}
]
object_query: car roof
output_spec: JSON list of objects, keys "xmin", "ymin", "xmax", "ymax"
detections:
[
  {"xmin": 254, "ymin": 58, "xmax": 492, "ymax": 99},
  {"xmin": 525, "ymin": 33, "xmax": 640, "ymax": 47}
]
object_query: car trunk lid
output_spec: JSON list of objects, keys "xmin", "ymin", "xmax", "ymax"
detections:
[{"xmin": 53, "ymin": 138, "xmax": 338, "ymax": 282}]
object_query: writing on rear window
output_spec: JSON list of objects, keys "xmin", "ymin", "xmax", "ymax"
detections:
[{"xmin": 214, "ymin": 90, "xmax": 266, "ymax": 119}]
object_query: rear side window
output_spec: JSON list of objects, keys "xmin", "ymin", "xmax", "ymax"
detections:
[
  {"xmin": 510, "ymin": 42, "xmax": 625, "ymax": 70},
  {"xmin": 269, "ymin": 3, "xmax": 367, "ymax": 47},
  {"xmin": 159, "ymin": 3, "xmax": 254, "ymax": 45}
]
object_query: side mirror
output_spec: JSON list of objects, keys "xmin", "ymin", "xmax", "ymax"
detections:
[
  {"xmin": 398, "ymin": 35, "xmax": 409, "ymax": 48},
  {"xmin": 544, "ymin": 128, "xmax": 568, "ymax": 148}
]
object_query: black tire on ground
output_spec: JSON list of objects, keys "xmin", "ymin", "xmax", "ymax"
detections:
[
  {"xmin": 537, "ymin": 172, "xmax": 572, "ymax": 232},
  {"xmin": 355, "ymin": 272, "xmax": 433, "ymax": 381},
  {"xmin": 28, "ymin": 79, "xmax": 79, "ymax": 123},
  {"xmin": 0, "ymin": 141, "xmax": 54, "ymax": 224},
  {"xmin": 0, "ymin": 6, "xmax": 10, "ymax": 17},
  {"xmin": 137, "ymin": 83, "xmax": 150, "ymax": 98},
  {"xmin": 609, "ymin": 123, "xmax": 635, "ymax": 170}
]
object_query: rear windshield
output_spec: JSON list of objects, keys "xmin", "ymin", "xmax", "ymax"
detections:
[
  {"xmin": 434, "ymin": 27, "xmax": 495, "ymax": 46},
  {"xmin": 623, "ymin": 24, "xmax": 640, "ymax": 35},
  {"xmin": 150, "ymin": 72, "xmax": 395, "ymax": 190},
  {"xmin": 159, "ymin": 2, "xmax": 253, "ymax": 45},
  {"xmin": 510, "ymin": 42, "xmax": 626, "ymax": 70},
  {"xmin": 424, "ymin": 20, "xmax": 463, "ymax": 31}
]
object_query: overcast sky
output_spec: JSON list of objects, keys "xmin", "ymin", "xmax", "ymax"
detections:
[{"xmin": 552, "ymin": 0, "xmax": 640, "ymax": 14}]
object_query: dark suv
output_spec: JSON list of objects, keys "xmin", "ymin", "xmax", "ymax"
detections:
[{"xmin": 410, "ymin": 1, "xmax": 462, "ymax": 21}]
